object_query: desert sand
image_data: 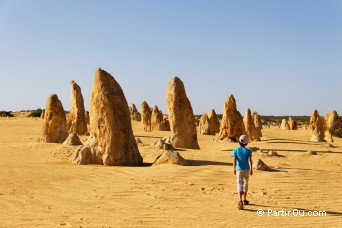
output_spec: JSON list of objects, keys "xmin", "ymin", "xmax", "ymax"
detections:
[{"xmin": 0, "ymin": 117, "xmax": 341, "ymax": 227}]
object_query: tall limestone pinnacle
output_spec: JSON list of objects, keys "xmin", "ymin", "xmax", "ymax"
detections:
[
  {"xmin": 217, "ymin": 94, "xmax": 245, "ymax": 142},
  {"xmin": 166, "ymin": 77, "xmax": 200, "ymax": 149},
  {"xmin": 71, "ymin": 68, "xmax": 143, "ymax": 165},
  {"xmin": 40, "ymin": 94, "xmax": 68, "ymax": 143},
  {"xmin": 67, "ymin": 80, "xmax": 87, "ymax": 135}
]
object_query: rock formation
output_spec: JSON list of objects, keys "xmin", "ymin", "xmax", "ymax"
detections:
[
  {"xmin": 67, "ymin": 80, "xmax": 88, "ymax": 135},
  {"xmin": 306, "ymin": 150, "xmax": 318, "ymax": 155},
  {"xmin": 152, "ymin": 151, "xmax": 189, "ymax": 166},
  {"xmin": 166, "ymin": 77, "xmax": 199, "ymax": 149},
  {"xmin": 199, "ymin": 113, "xmax": 211, "ymax": 135},
  {"xmin": 288, "ymin": 117, "xmax": 298, "ymax": 130},
  {"xmin": 130, "ymin": 103, "xmax": 141, "ymax": 122},
  {"xmin": 40, "ymin": 94, "xmax": 68, "ymax": 143},
  {"xmin": 40, "ymin": 109, "xmax": 45, "ymax": 119},
  {"xmin": 141, "ymin": 101, "xmax": 152, "ymax": 132},
  {"xmin": 310, "ymin": 110, "xmax": 325, "ymax": 142},
  {"xmin": 151, "ymin": 105, "xmax": 164, "ymax": 131},
  {"xmin": 267, "ymin": 150, "xmax": 278, "ymax": 156},
  {"xmin": 208, "ymin": 109, "xmax": 220, "ymax": 134},
  {"xmin": 253, "ymin": 112, "xmax": 262, "ymax": 138},
  {"xmin": 254, "ymin": 159, "xmax": 272, "ymax": 171},
  {"xmin": 70, "ymin": 68, "xmax": 143, "ymax": 165},
  {"xmin": 135, "ymin": 138, "xmax": 143, "ymax": 144},
  {"xmin": 217, "ymin": 95, "xmax": 245, "ymax": 142},
  {"xmin": 85, "ymin": 111, "xmax": 90, "ymax": 125},
  {"xmin": 159, "ymin": 116, "xmax": 171, "ymax": 131},
  {"xmin": 243, "ymin": 108, "xmax": 260, "ymax": 141},
  {"xmin": 151, "ymin": 137, "xmax": 175, "ymax": 150},
  {"xmin": 63, "ymin": 133, "xmax": 83, "ymax": 146},
  {"xmin": 280, "ymin": 119, "xmax": 290, "ymax": 130},
  {"xmin": 324, "ymin": 110, "xmax": 339, "ymax": 142}
]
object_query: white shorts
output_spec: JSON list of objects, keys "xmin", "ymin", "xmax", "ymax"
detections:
[{"xmin": 236, "ymin": 170, "xmax": 250, "ymax": 193}]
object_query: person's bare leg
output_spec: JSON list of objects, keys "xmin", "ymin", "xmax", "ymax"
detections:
[
  {"xmin": 243, "ymin": 192, "xmax": 247, "ymax": 201},
  {"xmin": 239, "ymin": 191, "xmax": 244, "ymax": 201}
]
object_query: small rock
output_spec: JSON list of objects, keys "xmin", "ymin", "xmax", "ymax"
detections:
[
  {"xmin": 306, "ymin": 150, "xmax": 317, "ymax": 155},
  {"xmin": 254, "ymin": 159, "xmax": 272, "ymax": 171},
  {"xmin": 267, "ymin": 150, "xmax": 278, "ymax": 156},
  {"xmin": 151, "ymin": 137, "xmax": 175, "ymax": 150},
  {"xmin": 63, "ymin": 133, "xmax": 83, "ymax": 146},
  {"xmin": 135, "ymin": 137, "xmax": 143, "ymax": 144},
  {"xmin": 152, "ymin": 150, "xmax": 189, "ymax": 166}
]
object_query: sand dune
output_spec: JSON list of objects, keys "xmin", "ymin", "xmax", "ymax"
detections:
[{"xmin": 0, "ymin": 117, "xmax": 341, "ymax": 227}]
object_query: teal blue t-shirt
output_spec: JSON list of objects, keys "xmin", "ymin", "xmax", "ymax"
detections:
[{"xmin": 231, "ymin": 146, "xmax": 252, "ymax": 170}]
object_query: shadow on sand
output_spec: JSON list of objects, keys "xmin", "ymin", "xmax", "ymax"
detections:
[
  {"xmin": 187, "ymin": 160, "xmax": 232, "ymax": 166},
  {"xmin": 136, "ymin": 160, "xmax": 232, "ymax": 167},
  {"xmin": 134, "ymin": 135, "xmax": 163, "ymax": 139}
]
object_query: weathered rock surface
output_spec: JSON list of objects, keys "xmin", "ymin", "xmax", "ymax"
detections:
[
  {"xmin": 217, "ymin": 95, "xmax": 245, "ymax": 142},
  {"xmin": 253, "ymin": 111, "xmax": 263, "ymax": 138},
  {"xmin": 40, "ymin": 94, "xmax": 68, "ymax": 143},
  {"xmin": 70, "ymin": 68, "xmax": 143, "ymax": 165},
  {"xmin": 151, "ymin": 137, "xmax": 175, "ymax": 150},
  {"xmin": 288, "ymin": 117, "xmax": 298, "ymax": 130},
  {"xmin": 141, "ymin": 101, "xmax": 152, "ymax": 132},
  {"xmin": 166, "ymin": 77, "xmax": 199, "ymax": 149},
  {"xmin": 254, "ymin": 159, "xmax": 272, "ymax": 171},
  {"xmin": 151, "ymin": 105, "xmax": 164, "ymax": 131},
  {"xmin": 199, "ymin": 110, "xmax": 219, "ymax": 135},
  {"xmin": 67, "ymin": 80, "xmax": 88, "ymax": 135},
  {"xmin": 310, "ymin": 110, "xmax": 325, "ymax": 142},
  {"xmin": 85, "ymin": 111, "xmax": 90, "ymax": 125},
  {"xmin": 40, "ymin": 109, "xmax": 45, "ymax": 119},
  {"xmin": 130, "ymin": 103, "xmax": 141, "ymax": 122},
  {"xmin": 63, "ymin": 133, "xmax": 83, "ymax": 146},
  {"xmin": 324, "ymin": 110, "xmax": 339, "ymax": 142},
  {"xmin": 152, "ymin": 151, "xmax": 189, "ymax": 166},
  {"xmin": 280, "ymin": 119, "xmax": 290, "ymax": 130},
  {"xmin": 306, "ymin": 150, "xmax": 318, "ymax": 156},
  {"xmin": 267, "ymin": 150, "xmax": 279, "ymax": 156},
  {"xmin": 135, "ymin": 137, "xmax": 143, "ymax": 144},
  {"xmin": 70, "ymin": 145, "xmax": 93, "ymax": 165},
  {"xmin": 243, "ymin": 108, "xmax": 260, "ymax": 141},
  {"xmin": 199, "ymin": 113, "xmax": 211, "ymax": 135},
  {"xmin": 159, "ymin": 116, "xmax": 171, "ymax": 131},
  {"xmin": 208, "ymin": 109, "xmax": 220, "ymax": 134}
]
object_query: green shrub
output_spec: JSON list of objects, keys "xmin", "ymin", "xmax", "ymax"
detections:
[
  {"xmin": 28, "ymin": 109, "xmax": 43, "ymax": 117},
  {"xmin": 0, "ymin": 111, "xmax": 14, "ymax": 117}
]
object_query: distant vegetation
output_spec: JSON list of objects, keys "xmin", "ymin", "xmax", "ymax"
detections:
[
  {"xmin": 0, "ymin": 111, "xmax": 14, "ymax": 117},
  {"xmin": 28, "ymin": 109, "xmax": 43, "ymax": 117}
]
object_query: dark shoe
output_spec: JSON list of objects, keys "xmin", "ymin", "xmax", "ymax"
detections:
[
  {"xmin": 243, "ymin": 200, "xmax": 249, "ymax": 205},
  {"xmin": 238, "ymin": 201, "xmax": 244, "ymax": 210}
]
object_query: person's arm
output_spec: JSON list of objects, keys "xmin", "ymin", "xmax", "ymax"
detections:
[
  {"xmin": 233, "ymin": 155, "xmax": 237, "ymax": 175},
  {"xmin": 249, "ymin": 156, "xmax": 253, "ymax": 176}
]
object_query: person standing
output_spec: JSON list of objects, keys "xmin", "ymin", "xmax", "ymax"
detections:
[{"xmin": 232, "ymin": 134, "xmax": 253, "ymax": 210}]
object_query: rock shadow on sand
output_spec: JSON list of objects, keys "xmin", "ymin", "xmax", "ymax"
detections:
[{"xmin": 187, "ymin": 160, "xmax": 232, "ymax": 166}]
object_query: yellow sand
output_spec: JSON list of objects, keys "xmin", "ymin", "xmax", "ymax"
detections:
[{"xmin": 0, "ymin": 117, "xmax": 341, "ymax": 227}]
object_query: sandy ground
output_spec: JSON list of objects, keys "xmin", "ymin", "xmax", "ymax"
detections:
[{"xmin": 0, "ymin": 117, "xmax": 341, "ymax": 228}]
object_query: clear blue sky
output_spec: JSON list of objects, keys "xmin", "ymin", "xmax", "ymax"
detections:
[{"xmin": 0, "ymin": 0, "xmax": 341, "ymax": 116}]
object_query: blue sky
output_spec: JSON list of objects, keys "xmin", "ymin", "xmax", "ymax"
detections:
[{"xmin": 0, "ymin": 0, "xmax": 341, "ymax": 116}]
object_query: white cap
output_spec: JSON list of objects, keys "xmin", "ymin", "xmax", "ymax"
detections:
[{"xmin": 239, "ymin": 134, "xmax": 249, "ymax": 145}]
